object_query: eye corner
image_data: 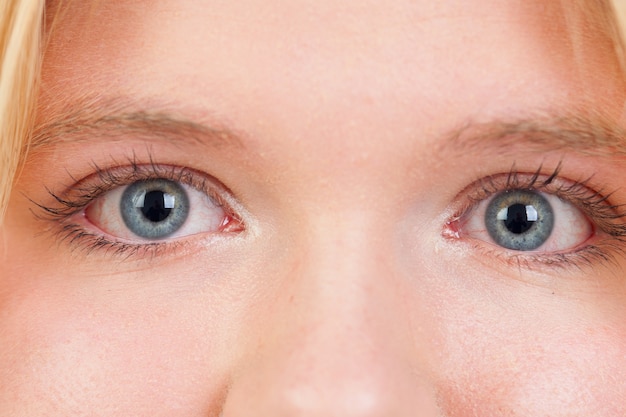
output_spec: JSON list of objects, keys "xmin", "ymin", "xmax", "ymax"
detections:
[{"xmin": 442, "ymin": 216, "xmax": 463, "ymax": 241}]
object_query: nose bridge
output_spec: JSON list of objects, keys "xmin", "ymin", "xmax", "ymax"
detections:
[
  {"xmin": 221, "ymin": 211, "xmax": 442, "ymax": 416},
  {"xmin": 286, "ymin": 208, "xmax": 408, "ymax": 363},
  {"xmin": 301, "ymin": 209, "xmax": 392, "ymax": 317}
]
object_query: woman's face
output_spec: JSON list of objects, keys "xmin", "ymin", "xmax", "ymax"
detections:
[{"xmin": 3, "ymin": 0, "xmax": 626, "ymax": 415}]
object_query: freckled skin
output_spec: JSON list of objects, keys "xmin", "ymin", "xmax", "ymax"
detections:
[{"xmin": 2, "ymin": 0, "xmax": 626, "ymax": 415}]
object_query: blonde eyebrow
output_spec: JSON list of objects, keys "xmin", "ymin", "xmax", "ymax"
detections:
[
  {"xmin": 29, "ymin": 98, "xmax": 243, "ymax": 152},
  {"xmin": 444, "ymin": 114, "xmax": 626, "ymax": 159},
  {"xmin": 29, "ymin": 97, "xmax": 626, "ymax": 161}
]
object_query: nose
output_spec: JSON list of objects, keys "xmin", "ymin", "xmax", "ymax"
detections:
[{"xmin": 220, "ymin": 216, "xmax": 442, "ymax": 416}]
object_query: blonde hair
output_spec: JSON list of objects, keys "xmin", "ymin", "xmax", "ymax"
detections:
[
  {"xmin": 0, "ymin": 1, "xmax": 625, "ymax": 226},
  {"xmin": 614, "ymin": 1, "xmax": 626, "ymax": 30},
  {"xmin": 0, "ymin": 0, "xmax": 43, "ymax": 225}
]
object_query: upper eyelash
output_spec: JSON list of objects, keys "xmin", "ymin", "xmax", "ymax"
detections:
[
  {"xmin": 29, "ymin": 156, "xmax": 241, "ymax": 258},
  {"xmin": 445, "ymin": 162, "xmax": 626, "ymax": 270},
  {"xmin": 34, "ymin": 157, "xmax": 626, "ymax": 267},
  {"xmin": 461, "ymin": 162, "xmax": 626, "ymax": 238},
  {"xmin": 33, "ymin": 156, "xmax": 226, "ymax": 220}
]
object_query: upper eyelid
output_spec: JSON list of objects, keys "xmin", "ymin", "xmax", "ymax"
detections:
[
  {"xmin": 476, "ymin": 175, "xmax": 604, "ymax": 214},
  {"xmin": 468, "ymin": 171, "xmax": 601, "ymax": 203},
  {"xmin": 449, "ymin": 169, "xmax": 626, "ymax": 238},
  {"xmin": 34, "ymin": 162, "xmax": 235, "ymax": 220}
]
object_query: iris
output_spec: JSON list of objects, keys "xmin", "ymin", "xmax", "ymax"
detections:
[
  {"xmin": 120, "ymin": 179, "xmax": 190, "ymax": 239},
  {"xmin": 485, "ymin": 190, "xmax": 554, "ymax": 251}
]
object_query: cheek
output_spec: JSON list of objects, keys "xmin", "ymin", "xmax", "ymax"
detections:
[
  {"xmin": 0, "ymin": 277, "xmax": 232, "ymax": 414},
  {"xmin": 437, "ymin": 301, "xmax": 626, "ymax": 416}
]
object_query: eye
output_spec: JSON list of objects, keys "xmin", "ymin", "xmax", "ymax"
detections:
[
  {"xmin": 84, "ymin": 178, "xmax": 235, "ymax": 242},
  {"xmin": 459, "ymin": 189, "xmax": 593, "ymax": 253}
]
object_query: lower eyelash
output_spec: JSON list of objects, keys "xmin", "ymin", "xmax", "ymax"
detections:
[
  {"xmin": 52, "ymin": 222, "xmax": 187, "ymax": 260},
  {"xmin": 472, "ymin": 241, "xmax": 625, "ymax": 272}
]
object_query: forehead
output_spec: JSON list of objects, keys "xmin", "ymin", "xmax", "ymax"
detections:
[{"xmin": 40, "ymin": 0, "xmax": 624, "ymax": 149}]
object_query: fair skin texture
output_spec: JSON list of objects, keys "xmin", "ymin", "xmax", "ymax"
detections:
[{"xmin": 2, "ymin": 0, "xmax": 626, "ymax": 415}]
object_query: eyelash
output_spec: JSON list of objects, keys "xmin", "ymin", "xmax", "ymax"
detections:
[
  {"xmin": 445, "ymin": 163, "xmax": 626, "ymax": 270},
  {"xmin": 33, "ymin": 157, "xmax": 241, "ymax": 259},
  {"xmin": 35, "ymin": 159, "xmax": 626, "ymax": 269}
]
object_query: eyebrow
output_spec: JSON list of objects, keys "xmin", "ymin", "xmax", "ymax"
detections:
[
  {"xmin": 444, "ymin": 113, "xmax": 626, "ymax": 159},
  {"xmin": 30, "ymin": 99, "xmax": 243, "ymax": 152},
  {"xmin": 30, "ymin": 98, "xmax": 626, "ymax": 160}
]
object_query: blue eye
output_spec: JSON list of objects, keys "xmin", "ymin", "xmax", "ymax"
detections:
[
  {"xmin": 459, "ymin": 186, "xmax": 593, "ymax": 254},
  {"xmin": 485, "ymin": 190, "xmax": 554, "ymax": 251},
  {"xmin": 83, "ymin": 174, "xmax": 237, "ymax": 244},
  {"xmin": 120, "ymin": 179, "xmax": 190, "ymax": 239}
]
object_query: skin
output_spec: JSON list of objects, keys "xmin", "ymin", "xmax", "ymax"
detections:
[{"xmin": 3, "ymin": 0, "xmax": 626, "ymax": 415}]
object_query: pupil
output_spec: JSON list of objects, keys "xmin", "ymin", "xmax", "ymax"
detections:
[
  {"xmin": 141, "ymin": 190, "xmax": 172, "ymax": 222},
  {"xmin": 504, "ymin": 203, "xmax": 534, "ymax": 234}
]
